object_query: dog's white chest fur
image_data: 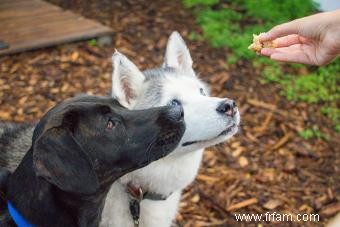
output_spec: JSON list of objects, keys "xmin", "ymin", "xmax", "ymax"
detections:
[{"xmin": 100, "ymin": 149, "xmax": 204, "ymax": 227}]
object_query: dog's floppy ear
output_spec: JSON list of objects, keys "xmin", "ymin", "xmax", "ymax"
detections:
[
  {"xmin": 111, "ymin": 51, "xmax": 145, "ymax": 109},
  {"xmin": 163, "ymin": 31, "xmax": 194, "ymax": 74},
  {"xmin": 32, "ymin": 109, "xmax": 99, "ymax": 194}
]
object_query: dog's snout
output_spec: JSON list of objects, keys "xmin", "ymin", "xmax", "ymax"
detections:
[
  {"xmin": 216, "ymin": 100, "xmax": 237, "ymax": 117},
  {"xmin": 166, "ymin": 105, "xmax": 184, "ymax": 122}
]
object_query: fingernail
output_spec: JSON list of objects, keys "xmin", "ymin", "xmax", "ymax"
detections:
[
  {"xmin": 259, "ymin": 32, "xmax": 270, "ymax": 40},
  {"xmin": 261, "ymin": 48, "xmax": 271, "ymax": 56}
]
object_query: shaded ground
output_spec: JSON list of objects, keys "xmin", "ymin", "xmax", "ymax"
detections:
[{"xmin": 0, "ymin": 0, "xmax": 339, "ymax": 226}]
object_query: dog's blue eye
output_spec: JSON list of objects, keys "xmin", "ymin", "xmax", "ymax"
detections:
[
  {"xmin": 169, "ymin": 99, "xmax": 181, "ymax": 106},
  {"xmin": 200, "ymin": 88, "xmax": 206, "ymax": 96}
]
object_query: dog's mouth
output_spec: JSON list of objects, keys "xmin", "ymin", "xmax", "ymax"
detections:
[
  {"xmin": 145, "ymin": 130, "xmax": 182, "ymax": 161},
  {"xmin": 182, "ymin": 123, "xmax": 237, "ymax": 147},
  {"xmin": 154, "ymin": 131, "xmax": 181, "ymax": 148}
]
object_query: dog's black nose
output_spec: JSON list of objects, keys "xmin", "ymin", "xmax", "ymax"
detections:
[
  {"xmin": 216, "ymin": 99, "xmax": 237, "ymax": 117},
  {"xmin": 166, "ymin": 105, "xmax": 184, "ymax": 122}
]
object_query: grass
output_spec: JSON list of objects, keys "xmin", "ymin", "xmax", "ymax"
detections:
[
  {"xmin": 298, "ymin": 127, "xmax": 328, "ymax": 140},
  {"xmin": 184, "ymin": 0, "xmax": 340, "ymax": 135},
  {"xmin": 88, "ymin": 39, "xmax": 98, "ymax": 46}
]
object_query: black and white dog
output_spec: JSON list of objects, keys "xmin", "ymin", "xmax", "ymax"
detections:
[{"xmin": 0, "ymin": 95, "xmax": 185, "ymax": 227}]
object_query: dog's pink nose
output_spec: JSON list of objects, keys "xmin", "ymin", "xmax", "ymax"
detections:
[{"xmin": 216, "ymin": 100, "xmax": 237, "ymax": 117}]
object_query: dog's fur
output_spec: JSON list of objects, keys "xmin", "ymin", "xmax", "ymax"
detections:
[
  {"xmin": 0, "ymin": 95, "xmax": 185, "ymax": 227},
  {"xmin": 0, "ymin": 123, "xmax": 34, "ymax": 172},
  {"xmin": 0, "ymin": 32, "xmax": 240, "ymax": 227}
]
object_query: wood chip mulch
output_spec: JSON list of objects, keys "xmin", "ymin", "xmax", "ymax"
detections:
[{"xmin": 0, "ymin": 0, "xmax": 339, "ymax": 226}]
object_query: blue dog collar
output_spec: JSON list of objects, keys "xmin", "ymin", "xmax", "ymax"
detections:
[{"xmin": 7, "ymin": 202, "xmax": 34, "ymax": 227}]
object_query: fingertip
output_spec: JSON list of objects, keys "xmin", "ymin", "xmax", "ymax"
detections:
[
  {"xmin": 259, "ymin": 32, "xmax": 272, "ymax": 41},
  {"xmin": 261, "ymin": 48, "xmax": 275, "ymax": 56}
]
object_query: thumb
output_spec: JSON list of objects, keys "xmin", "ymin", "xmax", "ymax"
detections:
[{"xmin": 260, "ymin": 19, "xmax": 302, "ymax": 41}]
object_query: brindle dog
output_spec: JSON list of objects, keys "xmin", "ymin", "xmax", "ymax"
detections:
[{"xmin": 0, "ymin": 95, "xmax": 185, "ymax": 227}]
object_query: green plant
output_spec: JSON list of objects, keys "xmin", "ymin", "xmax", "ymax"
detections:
[
  {"xmin": 88, "ymin": 39, "xmax": 97, "ymax": 46},
  {"xmin": 321, "ymin": 106, "xmax": 340, "ymax": 132},
  {"xmin": 298, "ymin": 127, "xmax": 328, "ymax": 140},
  {"xmin": 188, "ymin": 31, "xmax": 204, "ymax": 41},
  {"xmin": 183, "ymin": 0, "xmax": 219, "ymax": 8},
  {"xmin": 263, "ymin": 60, "xmax": 340, "ymax": 131}
]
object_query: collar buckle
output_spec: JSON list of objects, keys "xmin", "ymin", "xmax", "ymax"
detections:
[
  {"xmin": 127, "ymin": 183, "xmax": 143, "ymax": 227},
  {"xmin": 126, "ymin": 182, "xmax": 171, "ymax": 227},
  {"xmin": 127, "ymin": 182, "xmax": 143, "ymax": 201}
]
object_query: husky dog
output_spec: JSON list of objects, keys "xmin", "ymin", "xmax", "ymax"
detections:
[
  {"xmin": 0, "ymin": 123, "xmax": 34, "ymax": 171},
  {"xmin": 0, "ymin": 32, "xmax": 240, "ymax": 227},
  {"xmin": 100, "ymin": 32, "xmax": 240, "ymax": 227}
]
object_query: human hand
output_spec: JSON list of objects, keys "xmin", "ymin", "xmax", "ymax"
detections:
[{"xmin": 259, "ymin": 9, "xmax": 340, "ymax": 66}]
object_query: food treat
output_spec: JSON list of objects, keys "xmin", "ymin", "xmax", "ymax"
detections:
[{"xmin": 248, "ymin": 33, "xmax": 277, "ymax": 53}]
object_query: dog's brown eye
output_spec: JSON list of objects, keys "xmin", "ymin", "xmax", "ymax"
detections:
[{"xmin": 107, "ymin": 120, "xmax": 116, "ymax": 130}]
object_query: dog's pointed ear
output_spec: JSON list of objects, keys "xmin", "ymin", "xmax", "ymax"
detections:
[
  {"xmin": 111, "ymin": 51, "xmax": 145, "ymax": 109},
  {"xmin": 33, "ymin": 110, "xmax": 99, "ymax": 194},
  {"xmin": 163, "ymin": 31, "xmax": 194, "ymax": 74}
]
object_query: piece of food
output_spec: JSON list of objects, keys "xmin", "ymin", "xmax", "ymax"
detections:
[{"xmin": 248, "ymin": 33, "xmax": 277, "ymax": 53}]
